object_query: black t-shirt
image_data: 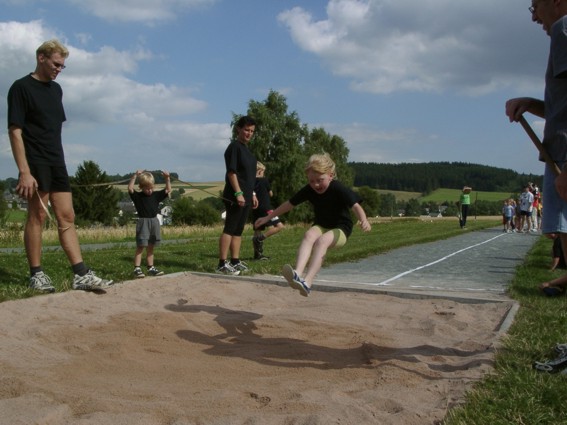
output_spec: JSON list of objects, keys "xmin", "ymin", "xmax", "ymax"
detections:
[
  {"xmin": 289, "ymin": 180, "xmax": 362, "ymax": 237},
  {"xmin": 254, "ymin": 177, "xmax": 272, "ymax": 213},
  {"xmin": 130, "ymin": 189, "xmax": 168, "ymax": 218},
  {"xmin": 7, "ymin": 74, "xmax": 67, "ymax": 166},
  {"xmin": 222, "ymin": 141, "xmax": 257, "ymax": 203}
]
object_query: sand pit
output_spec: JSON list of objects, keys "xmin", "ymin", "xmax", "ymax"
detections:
[{"xmin": 0, "ymin": 273, "xmax": 513, "ymax": 425}]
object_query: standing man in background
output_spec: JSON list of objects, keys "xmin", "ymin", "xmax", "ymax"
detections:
[{"xmin": 7, "ymin": 39, "xmax": 113, "ymax": 292}]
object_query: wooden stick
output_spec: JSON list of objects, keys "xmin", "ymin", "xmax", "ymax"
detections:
[{"xmin": 518, "ymin": 115, "xmax": 561, "ymax": 176}]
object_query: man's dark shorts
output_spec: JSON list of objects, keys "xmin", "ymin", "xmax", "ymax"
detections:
[
  {"xmin": 223, "ymin": 201, "xmax": 251, "ymax": 237},
  {"xmin": 29, "ymin": 164, "xmax": 71, "ymax": 192}
]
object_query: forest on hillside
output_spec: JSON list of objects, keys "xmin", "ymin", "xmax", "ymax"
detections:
[{"xmin": 350, "ymin": 161, "xmax": 543, "ymax": 194}]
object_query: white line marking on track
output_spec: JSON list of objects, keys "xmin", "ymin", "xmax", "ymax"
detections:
[
  {"xmin": 316, "ymin": 233, "xmax": 507, "ymax": 287},
  {"xmin": 371, "ymin": 233, "xmax": 506, "ymax": 286}
]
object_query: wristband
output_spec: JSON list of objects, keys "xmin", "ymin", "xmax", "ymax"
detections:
[{"xmin": 234, "ymin": 191, "xmax": 243, "ymax": 196}]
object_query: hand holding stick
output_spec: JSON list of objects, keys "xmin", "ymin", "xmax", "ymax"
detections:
[{"xmin": 518, "ymin": 115, "xmax": 561, "ymax": 176}]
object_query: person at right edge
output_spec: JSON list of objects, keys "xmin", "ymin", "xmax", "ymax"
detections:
[{"xmin": 506, "ymin": 0, "xmax": 567, "ymax": 296}]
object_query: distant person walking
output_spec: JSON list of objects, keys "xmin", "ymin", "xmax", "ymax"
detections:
[
  {"xmin": 503, "ymin": 199, "xmax": 515, "ymax": 233},
  {"xmin": 7, "ymin": 39, "xmax": 113, "ymax": 293},
  {"xmin": 128, "ymin": 170, "xmax": 171, "ymax": 278},
  {"xmin": 458, "ymin": 186, "xmax": 472, "ymax": 229},
  {"xmin": 519, "ymin": 184, "xmax": 535, "ymax": 233}
]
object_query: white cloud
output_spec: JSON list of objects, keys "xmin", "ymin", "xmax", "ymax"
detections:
[
  {"xmin": 65, "ymin": 0, "xmax": 217, "ymax": 24},
  {"xmin": 279, "ymin": 0, "xmax": 547, "ymax": 95},
  {"xmin": 0, "ymin": 20, "xmax": 225, "ymax": 181}
]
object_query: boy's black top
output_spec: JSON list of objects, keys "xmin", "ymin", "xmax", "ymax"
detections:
[
  {"xmin": 254, "ymin": 177, "xmax": 272, "ymax": 213},
  {"xmin": 222, "ymin": 141, "xmax": 257, "ymax": 204},
  {"xmin": 7, "ymin": 74, "xmax": 67, "ymax": 167},
  {"xmin": 289, "ymin": 180, "xmax": 362, "ymax": 237},
  {"xmin": 130, "ymin": 189, "xmax": 168, "ymax": 218}
]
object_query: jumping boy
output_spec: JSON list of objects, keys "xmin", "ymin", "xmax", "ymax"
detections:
[
  {"xmin": 254, "ymin": 153, "xmax": 371, "ymax": 297},
  {"xmin": 128, "ymin": 170, "xmax": 171, "ymax": 278}
]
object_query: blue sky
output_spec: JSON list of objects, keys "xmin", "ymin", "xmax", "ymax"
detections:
[{"xmin": 0, "ymin": 0, "xmax": 552, "ymax": 183}]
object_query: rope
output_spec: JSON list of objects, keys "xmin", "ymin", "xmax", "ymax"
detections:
[{"xmin": 33, "ymin": 176, "xmax": 234, "ymax": 225}]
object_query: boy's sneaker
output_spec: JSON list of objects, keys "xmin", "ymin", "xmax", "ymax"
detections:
[
  {"xmin": 147, "ymin": 266, "xmax": 164, "ymax": 277},
  {"xmin": 29, "ymin": 271, "xmax": 55, "ymax": 293},
  {"xmin": 533, "ymin": 350, "xmax": 567, "ymax": 373},
  {"xmin": 282, "ymin": 264, "xmax": 311, "ymax": 297},
  {"xmin": 555, "ymin": 343, "xmax": 567, "ymax": 355},
  {"xmin": 252, "ymin": 235, "xmax": 264, "ymax": 257},
  {"xmin": 231, "ymin": 260, "xmax": 249, "ymax": 272},
  {"xmin": 254, "ymin": 254, "xmax": 270, "ymax": 261},
  {"xmin": 216, "ymin": 261, "xmax": 240, "ymax": 276},
  {"xmin": 72, "ymin": 270, "xmax": 114, "ymax": 291},
  {"xmin": 133, "ymin": 267, "xmax": 145, "ymax": 279}
]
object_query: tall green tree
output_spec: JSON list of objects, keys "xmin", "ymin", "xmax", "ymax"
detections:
[{"xmin": 71, "ymin": 161, "xmax": 121, "ymax": 225}]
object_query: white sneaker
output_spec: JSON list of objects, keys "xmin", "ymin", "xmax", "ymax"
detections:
[
  {"xmin": 72, "ymin": 270, "xmax": 114, "ymax": 291},
  {"xmin": 29, "ymin": 271, "xmax": 55, "ymax": 293}
]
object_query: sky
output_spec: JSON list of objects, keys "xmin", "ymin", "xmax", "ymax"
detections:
[{"xmin": 0, "ymin": 0, "xmax": 553, "ymax": 183}]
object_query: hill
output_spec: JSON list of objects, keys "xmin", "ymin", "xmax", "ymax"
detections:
[{"xmin": 350, "ymin": 161, "xmax": 543, "ymax": 193}]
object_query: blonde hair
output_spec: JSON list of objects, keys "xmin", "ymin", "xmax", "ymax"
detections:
[
  {"xmin": 305, "ymin": 153, "xmax": 335, "ymax": 175},
  {"xmin": 36, "ymin": 39, "xmax": 69, "ymax": 59},
  {"xmin": 257, "ymin": 161, "xmax": 266, "ymax": 172},
  {"xmin": 138, "ymin": 172, "xmax": 155, "ymax": 188}
]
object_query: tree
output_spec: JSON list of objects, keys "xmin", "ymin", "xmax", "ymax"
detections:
[
  {"xmin": 172, "ymin": 197, "xmax": 220, "ymax": 226},
  {"xmin": 378, "ymin": 193, "xmax": 396, "ymax": 217},
  {"xmin": 355, "ymin": 186, "xmax": 380, "ymax": 217},
  {"xmin": 71, "ymin": 161, "xmax": 121, "ymax": 225}
]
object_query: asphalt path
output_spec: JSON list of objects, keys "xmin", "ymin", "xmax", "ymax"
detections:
[{"xmin": 314, "ymin": 227, "xmax": 540, "ymax": 301}]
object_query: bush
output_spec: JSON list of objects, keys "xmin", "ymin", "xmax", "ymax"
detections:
[{"xmin": 172, "ymin": 197, "xmax": 221, "ymax": 226}]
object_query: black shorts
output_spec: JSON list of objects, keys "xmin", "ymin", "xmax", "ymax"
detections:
[
  {"xmin": 223, "ymin": 202, "xmax": 251, "ymax": 237},
  {"xmin": 29, "ymin": 164, "xmax": 71, "ymax": 192},
  {"xmin": 252, "ymin": 209, "xmax": 282, "ymax": 231}
]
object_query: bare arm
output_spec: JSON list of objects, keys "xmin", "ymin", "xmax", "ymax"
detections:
[
  {"xmin": 254, "ymin": 200, "xmax": 294, "ymax": 228},
  {"xmin": 8, "ymin": 125, "xmax": 36, "ymax": 199},
  {"xmin": 128, "ymin": 170, "xmax": 143, "ymax": 194},
  {"xmin": 162, "ymin": 171, "xmax": 172, "ymax": 195},
  {"xmin": 505, "ymin": 97, "xmax": 545, "ymax": 122},
  {"xmin": 351, "ymin": 203, "xmax": 371, "ymax": 232}
]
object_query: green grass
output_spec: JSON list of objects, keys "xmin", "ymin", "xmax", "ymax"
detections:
[
  {"xmin": 420, "ymin": 188, "xmax": 516, "ymax": 203},
  {"xmin": 0, "ymin": 217, "xmax": 497, "ymax": 302},
  {"xmin": 444, "ymin": 236, "xmax": 567, "ymax": 425}
]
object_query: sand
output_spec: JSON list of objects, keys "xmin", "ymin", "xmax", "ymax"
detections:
[{"xmin": 0, "ymin": 273, "xmax": 514, "ymax": 425}]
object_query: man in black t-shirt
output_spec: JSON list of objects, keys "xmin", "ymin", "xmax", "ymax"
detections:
[{"xmin": 7, "ymin": 39, "xmax": 113, "ymax": 293}]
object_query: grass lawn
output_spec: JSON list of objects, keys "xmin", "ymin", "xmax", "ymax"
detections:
[
  {"xmin": 445, "ymin": 235, "xmax": 567, "ymax": 424},
  {"xmin": 420, "ymin": 188, "xmax": 517, "ymax": 203}
]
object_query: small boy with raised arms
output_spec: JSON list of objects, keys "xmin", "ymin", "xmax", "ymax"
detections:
[
  {"xmin": 252, "ymin": 161, "xmax": 284, "ymax": 260},
  {"xmin": 254, "ymin": 153, "xmax": 371, "ymax": 297},
  {"xmin": 128, "ymin": 170, "xmax": 171, "ymax": 278}
]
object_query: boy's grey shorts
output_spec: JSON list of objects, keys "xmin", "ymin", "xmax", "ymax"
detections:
[{"xmin": 136, "ymin": 217, "xmax": 161, "ymax": 246}]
